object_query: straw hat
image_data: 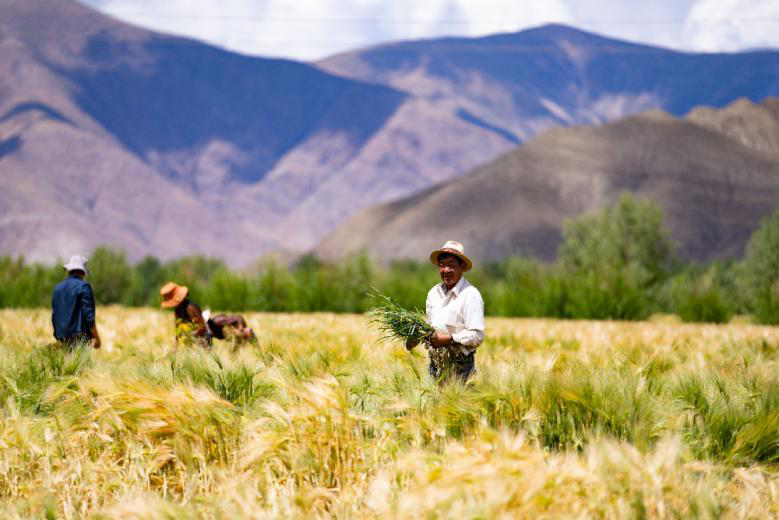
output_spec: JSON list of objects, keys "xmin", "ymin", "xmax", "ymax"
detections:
[
  {"xmin": 63, "ymin": 255, "xmax": 89, "ymax": 274},
  {"xmin": 160, "ymin": 282, "xmax": 189, "ymax": 308},
  {"xmin": 429, "ymin": 240, "xmax": 473, "ymax": 272}
]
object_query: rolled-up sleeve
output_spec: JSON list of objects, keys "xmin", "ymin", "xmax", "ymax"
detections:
[
  {"xmin": 452, "ymin": 290, "xmax": 484, "ymax": 349},
  {"xmin": 81, "ymin": 284, "xmax": 96, "ymax": 326}
]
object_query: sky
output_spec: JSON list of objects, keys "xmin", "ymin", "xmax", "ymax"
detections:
[{"xmin": 79, "ymin": 0, "xmax": 779, "ymax": 60}]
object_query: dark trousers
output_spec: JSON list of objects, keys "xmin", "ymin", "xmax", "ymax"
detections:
[{"xmin": 429, "ymin": 351, "xmax": 475, "ymax": 383}]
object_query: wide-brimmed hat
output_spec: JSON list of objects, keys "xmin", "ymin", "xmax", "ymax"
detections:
[
  {"xmin": 160, "ymin": 282, "xmax": 189, "ymax": 308},
  {"xmin": 63, "ymin": 255, "xmax": 89, "ymax": 274},
  {"xmin": 430, "ymin": 240, "xmax": 473, "ymax": 272}
]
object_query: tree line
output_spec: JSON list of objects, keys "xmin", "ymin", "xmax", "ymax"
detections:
[{"xmin": 3, "ymin": 194, "xmax": 779, "ymax": 324}]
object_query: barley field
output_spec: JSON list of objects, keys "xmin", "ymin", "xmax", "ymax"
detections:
[{"xmin": 2, "ymin": 308, "xmax": 779, "ymax": 518}]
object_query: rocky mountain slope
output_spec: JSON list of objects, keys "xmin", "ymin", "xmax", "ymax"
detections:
[
  {"xmin": 317, "ymin": 98, "xmax": 779, "ymax": 264},
  {"xmin": 319, "ymin": 24, "xmax": 779, "ymax": 145},
  {"xmin": 0, "ymin": 0, "xmax": 516, "ymax": 263},
  {"xmin": 1, "ymin": 0, "xmax": 778, "ymax": 264}
]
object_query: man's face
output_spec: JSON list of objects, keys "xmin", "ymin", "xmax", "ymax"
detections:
[{"xmin": 438, "ymin": 255, "xmax": 464, "ymax": 289}]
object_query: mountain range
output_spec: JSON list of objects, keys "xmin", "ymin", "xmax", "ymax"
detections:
[
  {"xmin": 1, "ymin": 0, "xmax": 778, "ymax": 265},
  {"xmin": 318, "ymin": 97, "xmax": 779, "ymax": 264}
]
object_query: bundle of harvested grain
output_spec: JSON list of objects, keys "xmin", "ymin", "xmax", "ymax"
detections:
[{"xmin": 368, "ymin": 293, "xmax": 434, "ymax": 346}]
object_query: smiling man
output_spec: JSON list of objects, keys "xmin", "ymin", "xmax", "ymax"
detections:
[{"xmin": 407, "ymin": 240, "xmax": 485, "ymax": 383}]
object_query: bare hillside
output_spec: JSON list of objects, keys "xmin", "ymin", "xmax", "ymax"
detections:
[{"xmin": 317, "ymin": 98, "xmax": 779, "ymax": 264}]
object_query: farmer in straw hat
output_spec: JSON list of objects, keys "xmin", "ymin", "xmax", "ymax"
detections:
[
  {"xmin": 51, "ymin": 255, "xmax": 101, "ymax": 350},
  {"xmin": 160, "ymin": 282, "xmax": 211, "ymax": 347},
  {"xmin": 406, "ymin": 241, "xmax": 484, "ymax": 382},
  {"xmin": 160, "ymin": 283, "xmax": 256, "ymax": 347}
]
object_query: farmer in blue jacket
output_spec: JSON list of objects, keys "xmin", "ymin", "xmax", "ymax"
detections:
[{"xmin": 51, "ymin": 255, "xmax": 101, "ymax": 350}]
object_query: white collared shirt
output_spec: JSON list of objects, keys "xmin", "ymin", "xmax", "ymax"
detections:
[{"xmin": 426, "ymin": 276, "xmax": 485, "ymax": 355}]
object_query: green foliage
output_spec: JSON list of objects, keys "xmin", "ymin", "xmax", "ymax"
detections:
[
  {"xmin": 253, "ymin": 260, "xmax": 296, "ymax": 312},
  {"xmin": 4, "ymin": 197, "xmax": 779, "ymax": 324},
  {"xmin": 560, "ymin": 267, "xmax": 650, "ymax": 320},
  {"xmin": 557, "ymin": 193, "xmax": 674, "ymax": 320},
  {"xmin": 162, "ymin": 256, "xmax": 229, "ymax": 306},
  {"xmin": 126, "ymin": 256, "xmax": 166, "ymax": 306},
  {"xmin": 88, "ymin": 246, "xmax": 136, "ymax": 304},
  {"xmin": 739, "ymin": 206, "xmax": 779, "ymax": 323},
  {"xmin": 663, "ymin": 264, "xmax": 734, "ymax": 323},
  {"xmin": 379, "ymin": 259, "xmax": 439, "ymax": 311},
  {"xmin": 559, "ymin": 193, "xmax": 673, "ymax": 282},
  {"xmin": 202, "ymin": 269, "xmax": 250, "ymax": 312},
  {"xmin": 484, "ymin": 258, "xmax": 567, "ymax": 317},
  {"xmin": 0, "ymin": 256, "xmax": 61, "ymax": 307}
]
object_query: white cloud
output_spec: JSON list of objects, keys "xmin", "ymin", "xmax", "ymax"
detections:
[
  {"xmin": 453, "ymin": 1, "xmax": 572, "ymax": 36},
  {"xmin": 84, "ymin": 0, "xmax": 572, "ymax": 60},
  {"xmin": 567, "ymin": 0, "xmax": 694, "ymax": 49},
  {"xmin": 80, "ymin": 0, "xmax": 779, "ymax": 59},
  {"xmin": 683, "ymin": 0, "xmax": 779, "ymax": 51}
]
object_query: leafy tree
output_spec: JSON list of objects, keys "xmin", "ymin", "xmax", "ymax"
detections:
[
  {"xmin": 87, "ymin": 247, "xmax": 135, "ymax": 305},
  {"xmin": 164, "ymin": 256, "xmax": 227, "ymax": 287},
  {"xmin": 558, "ymin": 193, "xmax": 675, "ymax": 319},
  {"xmin": 162, "ymin": 256, "xmax": 227, "ymax": 303},
  {"xmin": 254, "ymin": 260, "xmax": 296, "ymax": 312},
  {"xmin": 560, "ymin": 193, "xmax": 673, "ymax": 281},
  {"xmin": 126, "ymin": 256, "xmax": 165, "ymax": 306},
  {"xmin": 0, "ymin": 256, "xmax": 61, "ymax": 308},
  {"xmin": 739, "ymin": 206, "xmax": 779, "ymax": 323},
  {"xmin": 203, "ymin": 269, "xmax": 249, "ymax": 312}
]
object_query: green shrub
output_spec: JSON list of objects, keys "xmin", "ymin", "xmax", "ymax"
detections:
[{"xmin": 664, "ymin": 265, "xmax": 734, "ymax": 323}]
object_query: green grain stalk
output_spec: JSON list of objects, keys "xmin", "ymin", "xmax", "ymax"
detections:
[{"xmin": 368, "ymin": 292, "xmax": 434, "ymax": 346}]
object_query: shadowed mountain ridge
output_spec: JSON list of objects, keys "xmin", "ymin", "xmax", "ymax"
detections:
[
  {"xmin": 320, "ymin": 24, "xmax": 779, "ymax": 143},
  {"xmin": 317, "ymin": 98, "xmax": 779, "ymax": 264}
]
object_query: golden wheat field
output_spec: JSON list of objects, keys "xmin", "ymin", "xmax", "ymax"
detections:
[{"xmin": 2, "ymin": 307, "xmax": 779, "ymax": 519}]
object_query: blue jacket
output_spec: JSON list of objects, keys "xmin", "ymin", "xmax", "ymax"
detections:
[{"xmin": 51, "ymin": 274, "xmax": 96, "ymax": 341}]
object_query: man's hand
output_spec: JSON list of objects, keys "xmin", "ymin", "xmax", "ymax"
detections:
[
  {"xmin": 90, "ymin": 325, "xmax": 101, "ymax": 349},
  {"xmin": 429, "ymin": 331, "xmax": 453, "ymax": 348}
]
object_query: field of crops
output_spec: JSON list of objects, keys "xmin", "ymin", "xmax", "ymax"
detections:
[{"xmin": 2, "ymin": 308, "xmax": 779, "ymax": 518}]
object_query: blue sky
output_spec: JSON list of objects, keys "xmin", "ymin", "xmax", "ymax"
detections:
[{"xmin": 79, "ymin": 0, "xmax": 779, "ymax": 60}]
